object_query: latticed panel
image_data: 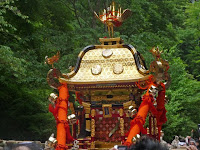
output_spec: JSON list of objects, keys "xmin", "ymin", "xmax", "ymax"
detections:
[{"xmin": 95, "ymin": 117, "xmax": 130, "ymax": 142}]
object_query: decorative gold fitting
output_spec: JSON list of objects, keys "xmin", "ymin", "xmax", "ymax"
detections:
[
  {"xmin": 49, "ymin": 137, "xmax": 57, "ymax": 144},
  {"xmin": 119, "ymin": 108, "xmax": 123, "ymax": 117},
  {"xmin": 67, "ymin": 114, "xmax": 77, "ymax": 125},
  {"xmin": 102, "ymin": 49, "xmax": 113, "ymax": 58},
  {"xmin": 128, "ymin": 106, "xmax": 137, "ymax": 117},
  {"xmin": 48, "ymin": 93, "xmax": 58, "ymax": 105},
  {"xmin": 156, "ymin": 127, "xmax": 158, "ymax": 135},
  {"xmin": 123, "ymin": 100, "xmax": 133, "ymax": 109},
  {"xmin": 147, "ymin": 127, "xmax": 150, "ymax": 134},
  {"xmin": 91, "ymin": 119, "xmax": 95, "ymax": 137},
  {"xmin": 132, "ymin": 134, "xmax": 141, "ymax": 143},
  {"xmin": 91, "ymin": 141, "xmax": 95, "ymax": 149},
  {"xmin": 91, "ymin": 65, "xmax": 102, "ymax": 75},
  {"xmin": 132, "ymin": 137, "xmax": 136, "ymax": 143},
  {"xmin": 120, "ymin": 118, "xmax": 124, "ymax": 136},
  {"xmin": 48, "ymin": 93, "xmax": 58, "ymax": 100},
  {"xmin": 47, "ymin": 133, "xmax": 57, "ymax": 148}
]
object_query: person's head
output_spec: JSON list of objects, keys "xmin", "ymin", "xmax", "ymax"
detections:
[
  {"xmin": 4, "ymin": 142, "xmax": 43, "ymax": 150},
  {"xmin": 189, "ymin": 138, "xmax": 196, "ymax": 146},
  {"xmin": 13, "ymin": 145, "xmax": 31, "ymax": 150},
  {"xmin": 129, "ymin": 136, "xmax": 169, "ymax": 150},
  {"xmin": 175, "ymin": 136, "xmax": 179, "ymax": 140}
]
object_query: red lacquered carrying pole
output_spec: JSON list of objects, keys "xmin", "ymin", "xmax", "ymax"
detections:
[{"xmin": 56, "ymin": 84, "xmax": 69, "ymax": 150}]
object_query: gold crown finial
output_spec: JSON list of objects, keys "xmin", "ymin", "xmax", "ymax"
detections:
[{"xmin": 94, "ymin": 2, "xmax": 132, "ymax": 38}]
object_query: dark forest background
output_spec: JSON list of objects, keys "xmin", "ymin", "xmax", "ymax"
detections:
[{"xmin": 0, "ymin": 0, "xmax": 199, "ymax": 142}]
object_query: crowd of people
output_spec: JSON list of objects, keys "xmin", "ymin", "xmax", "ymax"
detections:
[
  {"xmin": 170, "ymin": 135, "xmax": 200, "ymax": 150},
  {"xmin": 110, "ymin": 136, "xmax": 169, "ymax": 150},
  {"xmin": 109, "ymin": 134, "xmax": 200, "ymax": 150},
  {"xmin": 3, "ymin": 131, "xmax": 200, "ymax": 150}
]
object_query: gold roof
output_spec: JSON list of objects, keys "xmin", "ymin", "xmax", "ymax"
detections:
[{"xmin": 60, "ymin": 38, "xmax": 149, "ymax": 85}]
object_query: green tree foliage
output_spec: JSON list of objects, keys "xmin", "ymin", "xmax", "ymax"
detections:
[
  {"xmin": 177, "ymin": 1, "xmax": 200, "ymax": 80},
  {"xmin": 163, "ymin": 47, "xmax": 200, "ymax": 142},
  {"xmin": 0, "ymin": 0, "xmax": 199, "ymax": 142}
]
